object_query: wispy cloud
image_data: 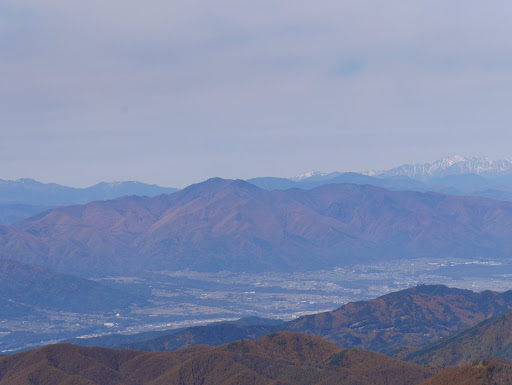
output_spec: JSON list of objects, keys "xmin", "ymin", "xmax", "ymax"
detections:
[{"xmin": 1, "ymin": 0, "xmax": 512, "ymax": 186}]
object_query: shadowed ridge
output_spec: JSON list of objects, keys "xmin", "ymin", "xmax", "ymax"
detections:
[
  {"xmin": 121, "ymin": 323, "xmax": 276, "ymax": 352},
  {"xmin": 405, "ymin": 310, "xmax": 512, "ymax": 367},
  {"xmin": 0, "ymin": 259, "xmax": 144, "ymax": 314},
  {"xmin": 418, "ymin": 358, "xmax": 512, "ymax": 385}
]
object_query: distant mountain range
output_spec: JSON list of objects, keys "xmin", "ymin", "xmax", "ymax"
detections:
[
  {"xmin": 0, "ymin": 178, "xmax": 178, "ymax": 205},
  {"xmin": 247, "ymin": 172, "xmax": 426, "ymax": 192},
  {"xmin": 3, "ymin": 156, "xmax": 512, "ymax": 227},
  {"xmin": 0, "ymin": 179, "xmax": 178, "ymax": 225},
  {"xmin": 248, "ymin": 156, "xmax": 512, "ymax": 203},
  {"xmin": 367, "ymin": 155, "xmax": 512, "ymax": 180},
  {"xmin": 291, "ymin": 155, "xmax": 512, "ymax": 182},
  {"xmin": 4, "ymin": 179, "xmax": 512, "ymax": 275}
]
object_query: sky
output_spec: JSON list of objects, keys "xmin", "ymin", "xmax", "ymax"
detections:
[{"xmin": 1, "ymin": 1, "xmax": 512, "ymax": 188}]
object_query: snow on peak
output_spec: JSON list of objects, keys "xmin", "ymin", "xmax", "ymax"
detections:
[
  {"xmin": 367, "ymin": 156, "xmax": 512, "ymax": 180},
  {"xmin": 14, "ymin": 178, "xmax": 42, "ymax": 185},
  {"xmin": 290, "ymin": 171, "xmax": 326, "ymax": 181},
  {"xmin": 439, "ymin": 155, "xmax": 466, "ymax": 166}
]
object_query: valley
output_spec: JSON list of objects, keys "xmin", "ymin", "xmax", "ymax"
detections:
[{"xmin": 4, "ymin": 257, "xmax": 512, "ymax": 353}]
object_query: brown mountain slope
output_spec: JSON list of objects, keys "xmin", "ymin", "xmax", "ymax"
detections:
[
  {"xmin": 405, "ymin": 310, "xmax": 512, "ymax": 367},
  {"xmin": 116, "ymin": 285, "xmax": 512, "ymax": 355},
  {"xmin": 3, "ymin": 179, "xmax": 512, "ymax": 275},
  {"xmin": 0, "ymin": 332, "xmax": 436, "ymax": 385},
  {"xmin": 285, "ymin": 285, "xmax": 512, "ymax": 353},
  {"xmin": 419, "ymin": 358, "xmax": 512, "ymax": 385}
]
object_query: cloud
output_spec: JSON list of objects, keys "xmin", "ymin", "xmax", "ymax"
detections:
[{"xmin": 1, "ymin": 0, "xmax": 512, "ymax": 186}]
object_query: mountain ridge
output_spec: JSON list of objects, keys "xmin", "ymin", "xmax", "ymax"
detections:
[
  {"xmin": 367, "ymin": 155, "xmax": 512, "ymax": 180},
  {"xmin": 0, "ymin": 332, "xmax": 436, "ymax": 385},
  {"xmin": 0, "ymin": 178, "xmax": 178, "ymax": 205},
  {"xmin": 285, "ymin": 284, "xmax": 512, "ymax": 352},
  {"xmin": 0, "ymin": 179, "xmax": 178, "ymax": 225},
  {"xmin": 0, "ymin": 259, "xmax": 145, "ymax": 316},
  {"xmin": 4, "ymin": 179, "xmax": 512, "ymax": 275},
  {"xmin": 404, "ymin": 309, "xmax": 512, "ymax": 366}
]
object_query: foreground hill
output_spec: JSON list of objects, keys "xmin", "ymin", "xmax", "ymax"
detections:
[
  {"xmin": 107, "ymin": 285, "xmax": 512, "ymax": 355},
  {"xmin": 0, "ymin": 332, "xmax": 435, "ymax": 385},
  {"xmin": 0, "ymin": 259, "xmax": 144, "ymax": 316},
  {"xmin": 405, "ymin": 310, "xmax": 512, "ymax": 366},
  {"xmin": 4, "ymin": 179, "xmax": 512, "ymax": 275}
]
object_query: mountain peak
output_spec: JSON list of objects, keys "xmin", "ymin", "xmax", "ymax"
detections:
[
  {"xmin": 14, "ymin": 178, "xmax": 44, "ymax": 185},
  {"xmin": 290, "ymin": 170, "xmax": 326, "ymax": 181},
  {"xmin": 438, "ymin": 154, "xmax": 467, "ymax": 166},
  {"xmin": 366, "ymin": 156, "xmax": 512, "ymax": 180},
  {"xmin": 185, "ymin": 177, "xmax": 260, "ymax": 192}
]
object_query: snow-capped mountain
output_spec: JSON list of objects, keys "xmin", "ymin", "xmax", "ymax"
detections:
[
  {"xmin": 366, "ymin": 156, "xmax": 512, "ymax": 180},
  {"xmin": 290, "ymin": 171, "xmax": 327, "ymax": 182}
]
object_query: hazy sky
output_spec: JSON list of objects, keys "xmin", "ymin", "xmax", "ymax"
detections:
[{"xmin": 2, "ymin": 1, "xmax": 512, "ymax": 187}]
